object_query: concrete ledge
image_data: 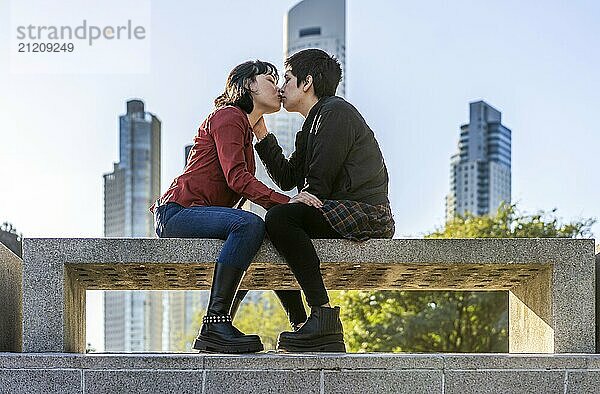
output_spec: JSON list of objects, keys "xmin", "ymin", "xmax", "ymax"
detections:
[
  {"xmin": 1, "ymin": 353, "xmax": 600, "ymax": 393},
  {"xmin": 0, "ymin": 243, "xmax": 22, "ymax": 352},
  {"xmin": 19, "ymin": 238, "xmax": 596, "ymax": 354},
  {"xmin": 596, "ymin": 251, "xmax": 600, "ymax": 353}
]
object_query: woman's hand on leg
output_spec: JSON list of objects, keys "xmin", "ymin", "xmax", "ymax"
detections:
[{"xmin": 288, "ymin": 192, "xmax": 323, "ymax": 208}]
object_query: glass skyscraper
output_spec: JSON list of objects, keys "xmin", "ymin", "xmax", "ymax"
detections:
[
  {"xmin": 446, "ymin": 101, "xmax": 512, "ymax": 220},
  {"xmin": 284, "ymin": 0, "xmax": 346, "ymax": 97},
  {"xmin": 103, "ymin": 99, "xmax": 163, "ymax": 351}
]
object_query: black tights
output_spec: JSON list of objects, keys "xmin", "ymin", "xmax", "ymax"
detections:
[{"xmin": 265, "ymin": 203, "xmax": 340, "ymax": 308}]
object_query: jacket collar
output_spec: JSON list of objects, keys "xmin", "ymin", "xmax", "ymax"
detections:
[{"xmin": 302, "ymin": 96, "xmax": 331, "ymax": 133}]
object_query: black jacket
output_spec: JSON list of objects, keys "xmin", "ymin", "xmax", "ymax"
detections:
[{"xmin": 255, "ymin": 96, "xmax": 390, "ymax": 206}]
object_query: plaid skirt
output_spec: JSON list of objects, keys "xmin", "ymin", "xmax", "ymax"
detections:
[{"xmin": 319, "ymin": 199, "xmax": 395, "ymax": 241}]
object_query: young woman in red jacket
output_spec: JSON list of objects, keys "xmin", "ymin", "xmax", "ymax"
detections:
[{"xmin": 151, "ymin": 61, "xmax": 320, "ymax": 353}]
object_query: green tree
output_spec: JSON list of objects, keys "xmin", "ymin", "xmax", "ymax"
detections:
[
  {"xmin": 430, "ymin": 203, "xmax": 594, "ymax": 239},
  {"xmin": 335, "ymin": 203, "xmax": 595, "ymax": 353}
]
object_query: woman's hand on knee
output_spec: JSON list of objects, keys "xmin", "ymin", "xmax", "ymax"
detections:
[{"xmin": 289, "ymin": 191, "xmax": 323, "ymax": 208}]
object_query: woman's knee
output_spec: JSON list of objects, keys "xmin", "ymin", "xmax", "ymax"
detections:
[
  {"xmin": 265, "ymin": 204, "xmax": 292, "ymax": 233},
  {"xmin": 235, "ymin": 211, "xmax": 266, "ymax": 238}
]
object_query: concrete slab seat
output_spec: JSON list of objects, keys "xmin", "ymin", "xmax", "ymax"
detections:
[
  {"xmin": 0, "ymin": 243, "xmax": 22, "ymax": 352},
  {"xmin": 17, "ymin": 238, "xmax": 597, "ymax": 354}
]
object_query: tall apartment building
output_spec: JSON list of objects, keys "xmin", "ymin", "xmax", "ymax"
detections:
[{"xmin": 446, "ymin": 101, "xmax": 512, "ymax": 220}]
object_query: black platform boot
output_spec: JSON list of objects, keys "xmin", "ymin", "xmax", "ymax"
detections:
[
  {"xmin": 277, "ymin": 306, "xmax": 346, "ymax": 352},
  {"xmin": 192, "ymin": 264, "xmax": 263, "ymax": 353}
]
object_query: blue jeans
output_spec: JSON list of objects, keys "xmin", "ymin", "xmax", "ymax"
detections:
[{"xmin": 154, "ymin": 202, "xmax": 265, "ymax": 270}]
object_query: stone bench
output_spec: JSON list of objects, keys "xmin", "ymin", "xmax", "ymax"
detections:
[
  {"xmin": 596, "ymin": 246, "xmax": 600, "ymax": 352},
  {"xmin": 0, "ymin": 243, "xmax": 22, "ymax": 352},
  {"xmin": 15, "ymin": 238, "xmax": 597, "ymax": 353}
]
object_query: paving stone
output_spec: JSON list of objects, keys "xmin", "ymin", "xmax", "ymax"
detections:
[
  {"xmin": 565, "ymin": 371, "xmax": 600, "ymax": 393},
  {"xmin": 204, "ymin": 370, "xmax": 320, "ymax": 394},
  {"xmin": 84, "ymin": 370, "xmax": 203, "ymax": 393},
  {"xmin": 0, "ymin": 369, "xmax": 81, "ymax": 394},
  {"xmin": 443, "ymin": 353, "xmax": 587, "ymax": 370},
  {"xmin": 444, "ymin": 370, "xmax": 565, "ymax": 394},
  {"xmin": 324, "ymin": 370, "xmax": 442, "ymax": 393}
]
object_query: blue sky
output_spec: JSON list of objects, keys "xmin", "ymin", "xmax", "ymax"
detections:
[{"xmin": 1, "ymin": 0, "xmax": 599, "ymax": 350}]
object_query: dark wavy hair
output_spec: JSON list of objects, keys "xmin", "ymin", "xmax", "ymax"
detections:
[
  {"xmin": 214, "ymin": 60, "xmax": 279, "ymax": 114},
  {"xmin": 285, "ymin": 49, "xmax": 342, "ymax": 98}
]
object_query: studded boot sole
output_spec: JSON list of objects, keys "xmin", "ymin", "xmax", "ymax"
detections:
[
  {"xmin": 277, "ymin": 333, "xmax": 346, "ymax": 353},
  {"xmin": 193, "ymin": 334, "xmax": 264, "ymax": 353}
]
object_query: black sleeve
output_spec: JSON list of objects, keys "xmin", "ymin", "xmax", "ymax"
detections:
[
  {"xmin": 255, "ymin": 132, "xmax": 304, "ymax": 192},
  {"xmin": 304, "ymin": 110, "xmax": 354, "ymax": 199}
]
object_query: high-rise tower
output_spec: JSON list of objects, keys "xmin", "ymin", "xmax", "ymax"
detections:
[
  {"xmin": 103, "ymin": 99, "xmax": 163, "ymax": 351},
  {"xmin": 446, "ymin": 101, "xmax": 512, "ymax": 220}
]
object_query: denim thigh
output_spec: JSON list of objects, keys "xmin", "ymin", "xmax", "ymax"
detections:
[
  {"xmin": 154, "ymin": 203, "xmax": 184, "ymax": 238},
  {"xmin": 159, "ymin": 205, "xmax": 266, "ymax": 269}
]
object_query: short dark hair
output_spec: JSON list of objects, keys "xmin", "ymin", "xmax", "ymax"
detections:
[
  {"xmin": 285, "ymin": 49, "xmax": 342, "ymax": 98},
  {"xmin": 214, "ymin": 60, "xmax": 279, "ymax": 113}
]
